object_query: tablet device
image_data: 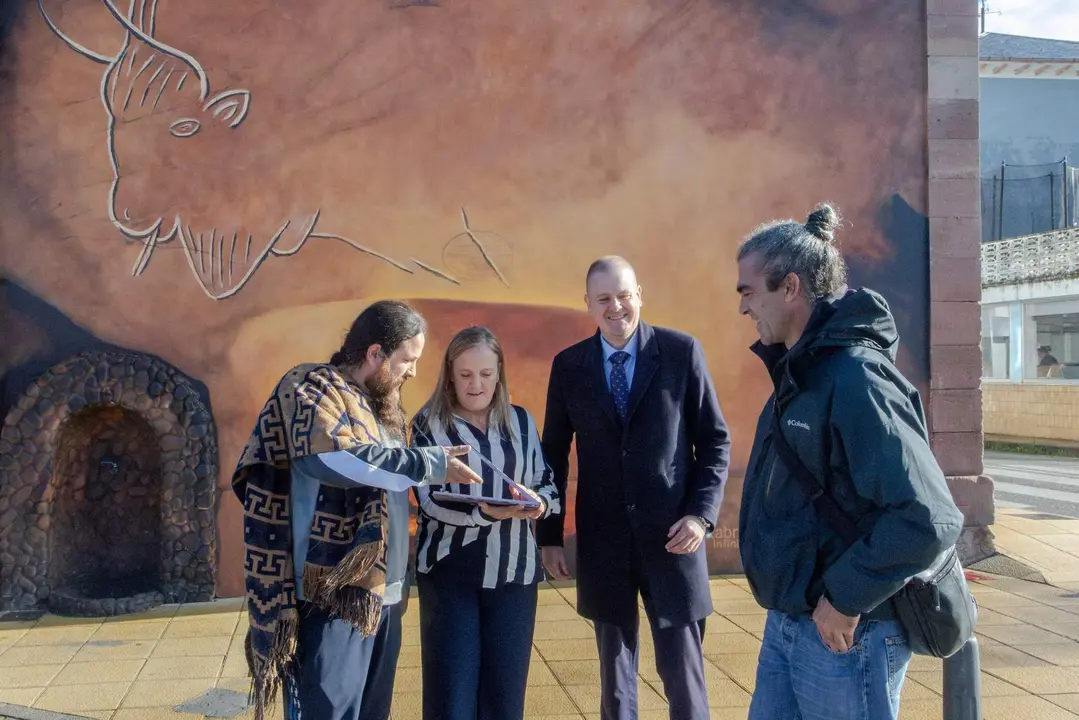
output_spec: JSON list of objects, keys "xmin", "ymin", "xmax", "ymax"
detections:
[{"xmin": 430, "ymin": 491, "xmax": 540, "ymax": 509}]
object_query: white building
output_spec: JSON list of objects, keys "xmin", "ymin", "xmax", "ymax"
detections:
[{"xmin": 981, "ymin": 228, "xmax": 1079, "ymax": 445}]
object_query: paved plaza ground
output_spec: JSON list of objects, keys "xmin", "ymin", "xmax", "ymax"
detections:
[{"xmin": 1, "ymin": 507, "xmax": 1078, "ymax": 719}]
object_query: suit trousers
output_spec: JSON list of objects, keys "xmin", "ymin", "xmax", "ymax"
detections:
[
  {"xmin": 283, "ymin": 600, "xmax": 402, "ymax": 720},
  {"xmin": 593, "ymin": 561, "xmax": 710, "ymax": 720}
]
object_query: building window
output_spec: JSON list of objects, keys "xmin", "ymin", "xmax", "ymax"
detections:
[
  {"xmin": 1023, "ymin": 298, "xmax": 1079, "ymax": 380},
  {"xmin": 981, "ymin": 304, "xmax": 1012, "ymax": 380}
]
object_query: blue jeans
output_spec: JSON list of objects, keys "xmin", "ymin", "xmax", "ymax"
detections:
[{"xmin": 748, "ymin": 609, "xmax": 912, "ymax": 720}]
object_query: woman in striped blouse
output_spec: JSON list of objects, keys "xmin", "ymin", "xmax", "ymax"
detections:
[{"xmin": 411, "ymin": 326, "xmax": 561, "ymax": 720}]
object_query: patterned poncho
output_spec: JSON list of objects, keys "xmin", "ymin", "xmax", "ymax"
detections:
[{"xmin": 232, "ymin": 364, "xmax": 388, "ymax": 720}]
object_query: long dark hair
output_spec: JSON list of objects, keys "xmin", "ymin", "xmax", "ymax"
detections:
[{"xmin": 330, "ymin": 301, "xmax": 427, "ymax": 367}]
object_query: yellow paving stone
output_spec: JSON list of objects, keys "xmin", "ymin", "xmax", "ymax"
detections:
[
  {"xmin": 392, "ymin": 665, "xmax": 422, "ymax": 689},
  {"xmin": 987, "ymin": 666, "xmax": 1079, "ymax": 695},
  {"xmin": 54, "ymin": 659, "xmax": 144, "ymax": 684},
  {"xmin": 705, "ymin": 615, "xmax": 751, "ymax": 634},
  {"xmin": 523, "ymin": 686, "xmax": 583, "ymax": 716},
  {"xmin": 0, "ymin": 623, "xmax": 34, "ymax": 648},
  {"xmin": 980, "ymin": 577, "xmax": 1073, "ymax": 597},
  {"xmin": 389, "ymin": 691, "xmax": 423, "ymax": 719},
  {"xmin": 77, "ymin": 713, "xmax": 113, "ymax": 720},
  {"xmin": 704, "ymin": 710, "xmax": 759, "ymax": 720},
  {"xmin": 702, "ymin": 631, "xmax": 762, "ymax": 654},
  {"xmin": 533, "ymin": 621, "xmax": 595, "ymax": 641},
  {"xmin": 977, "ymin": 624, "xmax": 1075, "ymax": 646},
  {"xmin": 527, "ymin": 660, "xmax": 559, "ymax": 686},
  {"xmin": 538, "ymin": 588, "xmax": 572, "ymax": 606},
  {"xmin": 547, "ymin": 659, "xmax": 602, "ymax": 686},
  {"xmin": 229, "ymin": 631, "xmax": 248, "ymax": 656},
  {"xmin": 0, "ymin": 687, "xmax": 45, "ymax": 706},
  {"xmin": 973, "ymin": 641, "xmax": 1054, "ymax": 670},
  {"xmin": 907, "ymin": 652, "xmax": 944, "ymax": 673},
  {"xmin": 704, "ymin": 676, "xmax": 753, "ymax": 707},
  {"xmin": 713, "ymin": 598, "xmax": 769, "ymax": 615},
  {"xmin": 1020, "ymin": 642, "xmax": 1079, "ymax": 666},
  {"xmin": 973, "ymin": 592, "xmax": 1049, "ymax": 610},
  {"xmin": 0, "ymin": 663, "xmax": 64, "ymax": 688},
  {"xmin": 122, "ymin": 678, "xmax": 218, "ymax": 707},
  {"xmin": 90, "ymin": 620, "xmax": 169, "ymax": 642},
  {"xmin": 997, "ymin": 605, "xmax": 1079, "ymax": 627},
  {"xmin": 638, "ymin": 667, "xmax": 750, "ymax": 707},
  {"xmin": 1042, "ymin": 601, "xmax": 1079, "ymax": 615},
  {"xmin": 899, "ymin": 698, "xmax": 951, "ymax": 719},
  {"xmin": 396, "ymin": 645, "xmax": 422, "ymax": 667},
  {"xmin": 907, "ymin": 669, "xmax": 1032, "ymax": 697},
  {"xmin": 113, "ymin": 710, "xmax": 205, "ymax": 720},
  {"xmin": 151, "ymin": 635, "xmax": 231, "ymax": 658},
  {"xmin": 978, "ymin": 608, "xmax": 1031, "ymax": 626},
  {"xmin": 139, "ymin": 654, "xmax": 224, "ymax": 680},
  {"xmin": 1049, "ymin": 695, "xmax": 1079, "ymax": 714},
  {"xmin": 705, "ymin": 652, "xmax": 758, "ymax": 678},
  {"xmin": 722, "ymin": 613, "xmax": 766, "ymax": 635},
  {"xmin": 981, "ymin": 695, "xmax": 1079, "ymax": 719},
  {"xmin": 70, "ymin": 639, "xmax": 157, "ymax": 662},
  {"xmin": 564, "ymin": 682, "xmax": 667, "ymax": 712},
  {"xmin": 533, "ymin": 638, "xmax": 598, "ymax": 662},
  {"xmin": 221, "ymin": 650, "xmax": 251, "ymax": 678},
  {"xmin": 161, "ymin": 614, "xmax": 240, "ymax": 638},
  {"xmin": 13, "ymin": 624, "xmax": 99, "ymax": 647},
  {"xmin": 710, "ymin": 583, "xmax": 756, "ymax": 600},
  {"xmin": 536, "ymin": 604, "xmax": 586, "ymax": 622},
  {"xmin": 216, "ymin": 676, "xmax": 253, "ymax": 694},
  {"xmin": 0, "ymin": 643, "xmax": 79, "ymax": 666},
  {"xmin": 1040, "ymin": 624, "xmax": 1079, "ymax": 642},
  {"xmin": 34, "ymin": 681, "xmax": 131, "ymax": 712},
  {"xmin": 902, "ymin": 677, "xmax": 942, "ymax": 701}
]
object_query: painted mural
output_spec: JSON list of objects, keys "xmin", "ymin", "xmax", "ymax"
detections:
[{"xmin": 0, "ymin": 0, "xmax": 930, "ymax": 598}]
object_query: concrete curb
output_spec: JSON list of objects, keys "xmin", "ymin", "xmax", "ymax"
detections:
[{"xmin": 0, "ymin": 704, "xmax": 92, "ymax": 720}]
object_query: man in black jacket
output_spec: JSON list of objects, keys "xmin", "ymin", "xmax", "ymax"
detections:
[
  {"xmin": 735, "ymin": 204, "xmax": 963, "ymax": 720},
  {"xmin": 538, "ymin": 256, "xmax": 730, "ymax": 720}
]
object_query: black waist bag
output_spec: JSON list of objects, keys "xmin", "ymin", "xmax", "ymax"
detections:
[{"xmin": 770, "ymin": 411, "xmax": 977, "ymax": 658}]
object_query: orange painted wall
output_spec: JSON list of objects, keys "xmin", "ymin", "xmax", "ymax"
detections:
[{"xmin": 0, "ymin": 0, "xmax": 930, "ymax": 597}]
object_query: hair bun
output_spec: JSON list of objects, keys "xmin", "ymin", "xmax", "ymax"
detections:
[{"xmin": 805, "ymin": 203, "xmax": 841, "ymax": 244}]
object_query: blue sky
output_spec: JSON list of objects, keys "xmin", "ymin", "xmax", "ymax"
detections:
[{"xmin": 986, "ymin": 0, "xmax": 1079, "ymax": 42}]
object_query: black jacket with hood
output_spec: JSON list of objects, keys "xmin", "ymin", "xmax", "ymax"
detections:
[{"xmin": 739, "ymin": 288, "xmax": 963, "ymax": 620}]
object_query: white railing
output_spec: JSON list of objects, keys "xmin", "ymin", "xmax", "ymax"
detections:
[{"xmin": 982, "ymin": 228, "xmax": 1079, "ymax": 286}]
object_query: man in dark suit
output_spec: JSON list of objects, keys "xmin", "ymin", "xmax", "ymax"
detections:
[{"xmin": 537, "ymin": 256, "xmax": 731, "ymax": 720}]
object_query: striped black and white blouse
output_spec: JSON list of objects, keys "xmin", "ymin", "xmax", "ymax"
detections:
[{"xmin": 410, "ymin": 405, "xmax": 561, "ymax": 589}]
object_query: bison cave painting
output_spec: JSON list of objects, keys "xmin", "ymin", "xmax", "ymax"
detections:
[{"xmin": 37, "ymin": 0, "xmax": 499, "ymax": 300}]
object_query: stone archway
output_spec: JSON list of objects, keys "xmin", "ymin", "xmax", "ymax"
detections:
[{"xmin": 0, "ymin": 351, "xmax": 218, "ymax": 615}]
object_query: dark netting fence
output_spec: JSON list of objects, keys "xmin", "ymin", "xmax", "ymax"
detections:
[{"xmin": 981, "ymin": 159, "xmax": 1079, "ymax": 242}]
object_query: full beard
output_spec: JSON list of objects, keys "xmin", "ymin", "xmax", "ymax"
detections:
[{"xmin": 365, "ymin": 363, "xmax": 408, "ymax": 442}]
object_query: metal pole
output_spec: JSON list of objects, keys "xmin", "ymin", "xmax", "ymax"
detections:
[
  {"xmin": 998, "ymin": 162, "xmax": 1006, "ymax": 241},
  {"xmin": 1064, "ymin": 156, "xmax": 1070, "ymax": 227},
  {"xmin": 943, "ymin": 637, "xmax": 983, "ymax": 720},
  {"xmin": 1051, "ymin": 169, "xmax": 1057, "ymax": 230}
]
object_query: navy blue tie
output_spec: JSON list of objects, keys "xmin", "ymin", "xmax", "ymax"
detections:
[{"xmin": 610, "ymin": 351, "xmax": 630, "ymax": 421}]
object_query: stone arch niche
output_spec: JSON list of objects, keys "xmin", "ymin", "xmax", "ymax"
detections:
[{"xmin": 0, "ymin": 351, "xmax": 218, "ymax": 616}]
